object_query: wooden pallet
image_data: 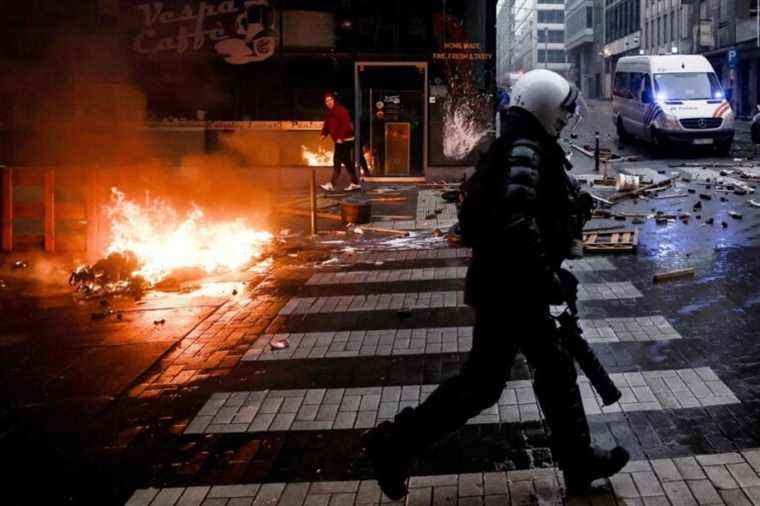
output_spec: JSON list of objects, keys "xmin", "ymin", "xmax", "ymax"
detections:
[{"xmin": 583, "ymin": 228, "xmax": 639, "ymax": 254}]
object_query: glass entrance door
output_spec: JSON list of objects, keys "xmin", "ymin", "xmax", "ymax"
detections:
[{"xmin": 356, "ymin": 64, "xmax": 425, "ymax": 177}]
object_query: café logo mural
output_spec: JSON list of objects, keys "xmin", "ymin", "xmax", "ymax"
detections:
[{"xmin": 132, "ymin": 0, "xmax": 276, "ymax": 64}]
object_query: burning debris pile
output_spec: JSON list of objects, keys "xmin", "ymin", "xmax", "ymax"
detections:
[{"xmin": 70, "ymin": 188, "xmax": 273, "ymax": 295}]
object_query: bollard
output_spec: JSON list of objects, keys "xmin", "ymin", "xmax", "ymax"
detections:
[
  {"xmin": 310, "ymin": 168, "xmax": 317, "ymax": 236},
  {"xmin": 594, "ymin": 131, "xmax": 600, "ymax": 173}
]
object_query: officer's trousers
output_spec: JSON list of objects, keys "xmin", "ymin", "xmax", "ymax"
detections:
[{"xmin": 393, "ymin": 304, "xmax": 591, "ymax": 467}]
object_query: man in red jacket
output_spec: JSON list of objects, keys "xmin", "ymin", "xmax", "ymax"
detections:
[{"xmin": 320, "ymin": 93, "xmax": 361, "ymax": 192}]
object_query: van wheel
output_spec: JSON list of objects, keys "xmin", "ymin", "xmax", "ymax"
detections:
[
  {"xmin": 650, "ymin": 127, "xmax": 667, "ymax": 157},
  {"xmin": 616, "ymin": 118, "xmax": 630, "ymax": 143}
]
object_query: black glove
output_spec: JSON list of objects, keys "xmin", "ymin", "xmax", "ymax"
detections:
[{"xmin": 576, "ymin": 191, "xmax": 595, "ymax": 223}]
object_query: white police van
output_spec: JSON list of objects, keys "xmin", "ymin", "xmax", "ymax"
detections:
[{"xmin": 612, "ymin": 55, "xmax": 734, "ymax": 155}]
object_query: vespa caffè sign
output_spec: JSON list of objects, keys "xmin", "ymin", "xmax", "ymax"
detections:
[{"xmin": 130, "ymin": 0, "xmax": 276, "ymax": 63}]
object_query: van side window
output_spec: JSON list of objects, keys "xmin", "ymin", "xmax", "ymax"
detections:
[
  {"xmin": 630, "ymin": 73, "xmax": 643, "ymax": 99},
  {"xmin": 642, "ymin": 75, "xmax": 653, "ymax": 100},
  {"xmin": 613, "ymin": 72, "xmax": 630, "ymax": 98}
]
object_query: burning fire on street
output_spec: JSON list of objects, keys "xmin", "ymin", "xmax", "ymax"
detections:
[
  {"xmin": 301, "ymin": 145, "xmax": 333, "ymax": 166},
  {"xmin": 70, "ymin": 188, "xmax": 272, "ymax": 295}
]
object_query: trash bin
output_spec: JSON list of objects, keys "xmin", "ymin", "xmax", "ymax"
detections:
[{"xmin": 340, "ymin": 197, "xmax": 371, "ymax": 224}]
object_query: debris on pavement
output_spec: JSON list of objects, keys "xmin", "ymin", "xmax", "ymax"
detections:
[
  {"xmin": 69, "ymin": 252, "xmax": 146, "ymax": 296},
  {"xmin": 749, "ymin": 200, "xmax": 760, "ymax": 208},
  {"xmin": 270, "ymin": 337, "xmax": 290, "ymax": 350},
  {"xmin": 12, "ymin": 260, "xmax": 29, "ymax": 269},
  {"xmin": 583, "ymin": 228, "xmax": 639, "ymax": 254},
  {"xmin": 360, "ymin": 226, "xmax": 410, "ymax": 236},
  {"xmin": 653, "ymin": 267, "xmax": 696, "ymax": 283},
  {"xmin": 729, "ymin": 211, "xmax": 743, "ymax": 219}
]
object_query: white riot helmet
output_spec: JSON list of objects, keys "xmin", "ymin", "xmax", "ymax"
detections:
[{"xmin": 510, "ymin": 69, "xmax": 579, "ymax": 137}]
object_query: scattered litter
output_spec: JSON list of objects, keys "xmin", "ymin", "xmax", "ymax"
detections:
[
  {"xmin": 706, "ymin": 218, "xmax": 715, "ymax": 225},
  {"xmin": 360, "ymin": 226, "xmax": 409, "ymax": 236},
  {"xmin": 687, "ymin": 188, "xmax": 696, "ymax": 194},
  {"xmin": 12, "ymin": 260, "xmax": 28, "ymax": 269},
  {"xmin": 232, "ymin": 289, "xmax": 238, "ymax": 296},
  {"xmin": 616, "ymin": 174, "xmax": 640, "ymax": 191},
  {"xmin": 721, "ymin": 221, "xmax": 728, "ymax": 228},
  {"xmin": 270, "ymin": 337, "xmax": 290, "ymax": 350},
  {"xmin": 653, "ymin": 267, "xmax": 695, "ymax": 283},
  {"xmin": 373, "ymin": 215, "xmax": 414, "ymax": 220},
  {"xmin": 749, "ymin": 200, "xmax": 760, "ymax": 208},
  {"xmin": 655, "ymin": 193, "xmax": 687, "ymax": 200},
  {"xmin": 589, "ymin": 193, "xmax": 613, "ymax": 206},
  {"xmin": 91, "ymin": 310, "xmax": 113, "ymax": 320},
  {"xmin": 154, "ymin": 319, "xmax": 166, "ymax": 326},
  {"xmin": 729, "ymin": 211, "xmax": 743, "ymax": 219}
]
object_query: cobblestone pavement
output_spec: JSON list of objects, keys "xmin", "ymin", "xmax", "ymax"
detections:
[
  {"xmin": 6, "ymin": 157, "xmax": 760, "ymax": 504},
  {"xmin": 120, "ymin": 167, "xmax": 760, "ymax": 506}
]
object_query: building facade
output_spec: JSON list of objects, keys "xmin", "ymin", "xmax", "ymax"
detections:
[
  {"xmin": 511, "ymin": 0, "xmax": 571, "ymax": 75},
  {"xmin": 602, "ymin": 0, "xmax": 641, "ymax": 97},
  {"xmin": 497, "ymin": 0, "xmax": 513, "ymax": 86},
  {"xmin": 110, "ymin": 0, "xmax": 499, "ymax": 178},
  {"xmin": 565, "ymin": 0, "xmax": 606, "ymax": 97}
]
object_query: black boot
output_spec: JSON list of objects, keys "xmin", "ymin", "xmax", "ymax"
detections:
[
  {"xmin": 563, "ymin": 446, "xmax": 630, "ymax": 495},
  {"xmin": 362, "ymin": 410, "xmax": 415, "ymax": 501}
]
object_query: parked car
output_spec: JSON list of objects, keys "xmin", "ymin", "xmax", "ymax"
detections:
[{"xmin": 612, "ymin": 54, "xmax": 734, "ymax": 155}]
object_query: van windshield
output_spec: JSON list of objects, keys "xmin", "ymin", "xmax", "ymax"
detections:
[{"xmin": 653, "ymin": 72, "xmax": 723, "ymax": 100}]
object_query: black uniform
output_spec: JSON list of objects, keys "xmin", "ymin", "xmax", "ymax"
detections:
[{"xmin": 382, "ymin": 106, "xmax": 592, "ymax": 471}]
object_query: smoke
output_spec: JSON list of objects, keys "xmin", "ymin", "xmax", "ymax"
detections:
[{"xmin": 1, "ymin": 24, "xmax": 286, "ymax": 283}]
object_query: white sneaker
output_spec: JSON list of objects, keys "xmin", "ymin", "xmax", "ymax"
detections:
[
  {"xmin": 344, "ymin": 183, "xmax": 361, "ymax": 191},
  {"xmin": 320, "ymin": 182, "xmax": 335, "ymax": 191}
]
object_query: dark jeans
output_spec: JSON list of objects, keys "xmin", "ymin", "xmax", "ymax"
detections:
[
  {"xmin": 332, "ymin": 141, "xmax": 359, "ymax": 186},
  {"xmin": 394, "ymin": 304, "xmax": 591, "ymax": 467}
]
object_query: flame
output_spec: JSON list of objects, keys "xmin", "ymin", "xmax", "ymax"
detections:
[
  {"xmin": 105, "ymin": 188, "xmax": 272, "ymax": 284},
  {"xmin": 301, "ymin": 145, "xmax": 333, "ymax": 166}
]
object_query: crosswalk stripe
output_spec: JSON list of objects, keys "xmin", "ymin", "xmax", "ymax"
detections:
[
  {"xmin": 339, "ymin": 248, "xmax": 472, "ymax": 264},
  {"xmin": 127, "ymin": 448, "xmax": 760, "ymax": 505},
  {"xmin": 242, "ymin": 316, "xmax": 681, "ymax": 362},
  {"xmin": 307, "ymin": 258, "xmax": 617, "ymax": 286},
  {"xmin": 279, "ymin": 283, "xmax": 643, "ymax": 316},
  {"xmin": 184, "ymin": 367, "xmax": 739, "ymax": 435}
]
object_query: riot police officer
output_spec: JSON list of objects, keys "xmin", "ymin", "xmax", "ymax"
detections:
[{"xmin": 364, "ymin": 69, "xmax": 629, "ymax": 500}]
